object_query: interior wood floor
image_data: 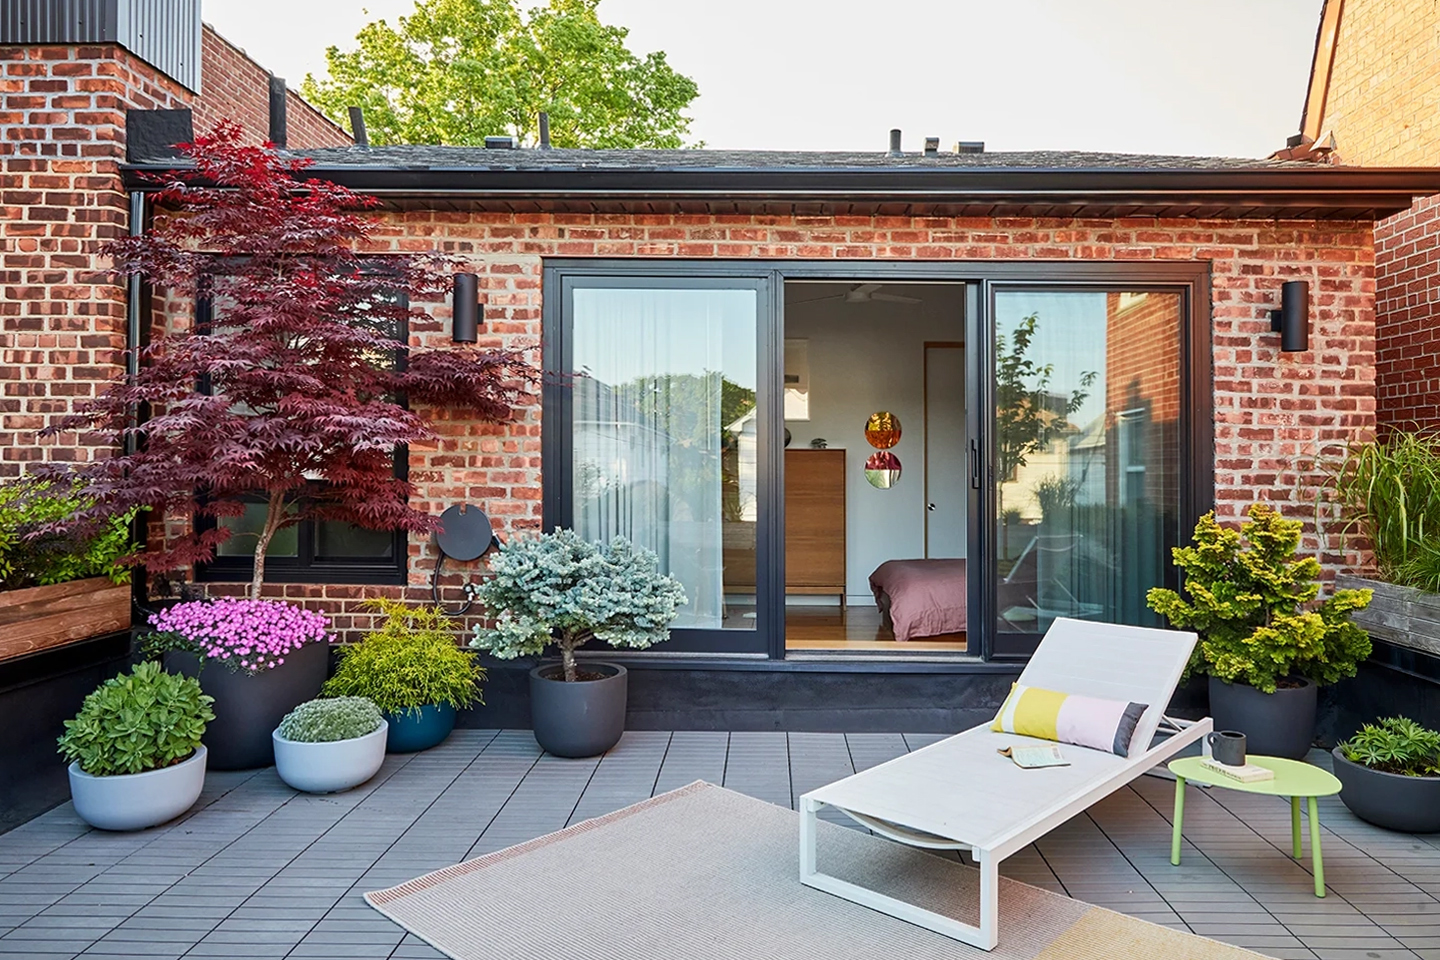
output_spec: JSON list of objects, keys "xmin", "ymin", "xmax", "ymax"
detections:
[{"xmin": 784, "ymin": 603, "xmax": 969, "ymax": 652}]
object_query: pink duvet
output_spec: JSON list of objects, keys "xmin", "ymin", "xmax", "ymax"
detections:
[{"xmin": 868, "ymin": 559, "xmax": 968, "ymax": 640}]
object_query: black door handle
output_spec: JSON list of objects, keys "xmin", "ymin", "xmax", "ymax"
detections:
[{"xmin": 969, "ymin": 439, "xmax": 981, "ymax": 489}]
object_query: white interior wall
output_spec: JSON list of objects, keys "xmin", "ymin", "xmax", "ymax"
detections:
[{"xmin": 783, "ymin": 283, "xmax": 966, "ymax": 603}]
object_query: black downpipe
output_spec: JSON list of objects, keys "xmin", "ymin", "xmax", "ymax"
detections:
[{"xmin": 125, "ymin": 190, "xmax": 149, "ymax": 616}]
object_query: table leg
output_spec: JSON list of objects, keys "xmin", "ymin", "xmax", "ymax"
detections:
[
  {"xmin": 1171, "ymin": 776, "xmax": 1186, "ymax": 866},
  {"xmin": 1291, "ymin": 797, "xmax": 1302, "ymax": 859},
  {"xmin": 1308, "ymin": 796, "xmax": 1325, "ymax": 898}
]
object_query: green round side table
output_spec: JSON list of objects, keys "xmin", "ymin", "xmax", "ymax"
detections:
[{"xmin": 1167, "ymin": 755, "xmax": 1342, "ymax": 898}]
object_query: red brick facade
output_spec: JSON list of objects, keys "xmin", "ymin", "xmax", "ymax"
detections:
[{"xmin": 1301, "ymin": 0, "xmax": 1440, "ymax": 431}]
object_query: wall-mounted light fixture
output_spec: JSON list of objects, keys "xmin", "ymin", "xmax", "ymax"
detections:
[
  {"xmin": 1269, "ymin": 280, "xmax": 1309, "ymax": 352},
  {"xmin": 452, "ymin": 272, "xmax": 479, "ymax": 343}
]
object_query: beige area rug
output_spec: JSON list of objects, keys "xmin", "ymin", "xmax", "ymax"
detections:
[{"xmin": 366, "ymin": 781, "xmax": 1263, "ymax": 960}]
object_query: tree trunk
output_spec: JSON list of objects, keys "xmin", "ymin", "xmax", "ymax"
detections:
[
  {"xmin": 249, "ymin": 491, "xmax": 286, "ymax": 602},
  {"xmin": 560, "ymin": 640, "xmax": 577, "ymax": 684}
]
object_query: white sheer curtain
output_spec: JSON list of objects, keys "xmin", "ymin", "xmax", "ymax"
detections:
[{"xmin": 572, "ymin": 288, "xmax": 754, "ymax": 629}]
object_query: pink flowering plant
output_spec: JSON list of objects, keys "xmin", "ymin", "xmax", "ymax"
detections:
[{"xmin": 144, "ymin": 599, "xmax": 332, "ymax": 675}]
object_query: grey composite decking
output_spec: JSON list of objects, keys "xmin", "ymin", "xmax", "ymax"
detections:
[{"xmin": 1, "ymin": 731, "xmax": 1438, "ymax": 960}]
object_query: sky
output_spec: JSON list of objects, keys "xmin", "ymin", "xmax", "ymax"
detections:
[{"xmin": 204, "ymin": 0, "xmax": 1323, "ymax": 158}]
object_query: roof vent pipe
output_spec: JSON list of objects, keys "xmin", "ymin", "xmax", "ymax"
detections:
[
  {"xmin": 888, "ymin": 128, "xmax": 903, "ymax": 156},
  {"xmin": 484, "ymin": 135, "xmax": 517, "ymax": 149},
  {"xmin": 953, "ymin": 141, "xmax": 985, "ymax": 154},
  {"xmin": 347, "ymin": 107, "xmax": 368, "ymax": 148},
  {"xmin": 268, "ymin": 76, "xmax": 287, "ymax": 149},
  {"xmin": 924, "ymin": 137, "xmax": 939, "ymax": 156},
  {"xmin": 538, "ymin": 111, "xmax": 551, "ymax": 149}
]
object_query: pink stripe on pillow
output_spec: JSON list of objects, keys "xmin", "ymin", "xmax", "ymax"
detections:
[{"xmin": 1055, "ymin": 696, "xmax": 1129, "ymax": 753}]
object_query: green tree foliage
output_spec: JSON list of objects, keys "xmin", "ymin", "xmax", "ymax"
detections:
[
  {"xmin": 469, "ymin": 529, "xmax": 686, "ymax": 682},
  {"xmin": 57, "ymin": 662, "xmax": 214, "ymax": 777},
  {"xmin": 301, "ymin": 0, "xmax": 699, "ymax": 148},
  {"xmin": 0, "ymin": 479, "xmax": 133, "ymax": 590},
  {"xmin": 1146, "ymin": 504, "xmax": 1373, "ymax": 693},
  {"xmin": 322, "ymin": 600, "xmax": 485, "ymax": 715}
]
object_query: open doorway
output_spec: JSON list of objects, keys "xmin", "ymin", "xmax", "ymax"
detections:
[{"xmin": 781, "ymin": 281, "xmax": 969, "ymax": 653}]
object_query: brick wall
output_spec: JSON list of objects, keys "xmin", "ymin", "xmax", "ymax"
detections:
[
  {"xmin": 175, "ymin": 211, "xmax": 1373, "ymax": 639},
  {"xmin": 1311, "ymin": 0, "xmax": 1440, "ymax": 431},
  {"xmin": 194, "ymin": 27, "xmax": 352, "ymax": 148}
]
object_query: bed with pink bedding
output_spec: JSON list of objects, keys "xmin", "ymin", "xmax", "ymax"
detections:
[{"xmin": 868, "ymin": 559, "xmax": 968, "ymax": 640}]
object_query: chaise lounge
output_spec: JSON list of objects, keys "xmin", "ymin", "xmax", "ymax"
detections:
[{"xmin": 799, "ymin": 617, "xmax": 1212, "ymax": 950}]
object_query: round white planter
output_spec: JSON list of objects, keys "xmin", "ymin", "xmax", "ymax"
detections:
[
  {"xmin": 272, "ymin": 721, "xmax": 387, "ymax": 794},
  {"xmin": 68, "ymin": 745, "xmax": 207, "ymax": 832}
]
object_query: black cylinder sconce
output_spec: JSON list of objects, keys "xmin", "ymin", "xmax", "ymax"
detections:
[
  {"xmin": 1270, "ymin": 280, "xmax": 1310, "ymax": 352},
  {"xmin": 452, "ymin": 272, "xmax": 479, "ymax": 343}
]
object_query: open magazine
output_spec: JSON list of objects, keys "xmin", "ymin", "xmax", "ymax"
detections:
[{"xmin": 997, "ymin": 744, "xmax": 1071, "ymax": 769}]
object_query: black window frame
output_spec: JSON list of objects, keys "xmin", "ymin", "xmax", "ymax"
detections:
[{"xmin": 193, "ymin": 260, "xmax": 410, "ymax": 587}]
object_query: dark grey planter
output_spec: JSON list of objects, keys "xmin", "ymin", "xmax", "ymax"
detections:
[
  {"xmin": 528, "ymin": 662, "xmax": 627, "ymax": 758},
  {"xmin": 1332, "ymin": 747, "xmax": 1440, "ymax": 833},
  {"xmin": 167, "ymin": 640, "xmax": 328, "ymax": 770},
  {"xmin": 1208, "ymin": 676, "xmax": 1317, "ymax": 760}
]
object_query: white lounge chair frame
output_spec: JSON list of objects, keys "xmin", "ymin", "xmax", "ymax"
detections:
[{"xmin": 799, "ymin": 618, "xmax": 1213, "ymax": 951}]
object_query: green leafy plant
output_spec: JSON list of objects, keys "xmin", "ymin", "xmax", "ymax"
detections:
[
  {"xmin": 1146, "ymin": 504, "xmax": 1373, "ymax": 693},
  {"xmin": 1322, "ymin": 431, "xmax": 1440, "ymax": 592},
  {"xmin": 57, "ymin": 661, "xmax": 214, "ymax": 777},
  {"xmin": 469, "ymin": 529, "xmax": 686, "ymax": 682},
  {"xmin": 322, "ymin": 600, "xmax": 484, "ymax": 715},
  {"xmin": 1339, "ymin": 717, "xmax": 1440, "ymax": 777},
  {"xmin": 0, "ymin": 478, "xmax": 133, "ymax": 591},
  {"xmin": 277, "ymin": 697, "xmax": 384, "ymax": 743}
]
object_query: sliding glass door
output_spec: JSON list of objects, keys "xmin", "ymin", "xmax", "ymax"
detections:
[
  {"xmin": 547, "ymin": 275, "xmax": 776, "ymax": 654},
  {"xmin": 987, "ymin": 287, "xmax": 1186, "ymax": 657}
]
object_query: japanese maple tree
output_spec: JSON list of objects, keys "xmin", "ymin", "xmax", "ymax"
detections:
[{"xmin": 46, "ymin": 122, "xmax": 527, "ymax": 599}]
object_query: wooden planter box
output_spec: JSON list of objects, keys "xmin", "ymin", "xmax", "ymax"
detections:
[
  {"xmin": 1338, "ymin": 574, "xmax": 1440, "ymax": 658},
  {"xmin": 0, "ymin": 577, "xmax": 132, "ymax": 662}
]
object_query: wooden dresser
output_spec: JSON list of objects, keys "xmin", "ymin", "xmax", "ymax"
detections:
[{"xmin": 785, "ymin": 448, "xmax": 846, "ymax": 605}]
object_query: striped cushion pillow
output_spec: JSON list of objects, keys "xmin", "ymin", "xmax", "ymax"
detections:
[{"xmin": 991, "ymin": 683, "xmax": 1148, "ymax": 757}]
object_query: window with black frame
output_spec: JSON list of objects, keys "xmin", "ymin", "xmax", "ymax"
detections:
[{"xmin": 194, "ymin": 266, "xmax": 409, "ymax": 586}]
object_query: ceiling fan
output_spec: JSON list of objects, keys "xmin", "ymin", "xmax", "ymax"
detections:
[{"xmin": 790, "ymin": 283, "xmax": 922, "ymax": 306}]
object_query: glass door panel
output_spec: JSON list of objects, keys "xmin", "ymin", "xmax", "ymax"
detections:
[
  {"xmin": 991, "ymin": 289, "xmax": 1183, "ymax": 650},
  {"xmin": 567, "ymin": 283, "xmax": 767, "ymax": 648}
]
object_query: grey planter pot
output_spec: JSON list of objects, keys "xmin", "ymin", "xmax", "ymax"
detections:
[
  {"xmin": 1338, "ymin": 574, "xmax": 1440, "ymax": 658},
  {"xmin": 1208, "ymin": 676, "xmax": 1317, "ymax": 760},
  {"xmin": 528, "ymin": 662, "xmax": 627, "ymax": 758},
  {"xmin": 168, "ymin": 640, "xmax": 329, "ymax": 770},
  {"xmin": 1332, "ymin": 747, "xmax": 1440, "ymax": 833},
  {"xmin": 68, "ymin": 745, "xmax": 207, "ymax": 832}
]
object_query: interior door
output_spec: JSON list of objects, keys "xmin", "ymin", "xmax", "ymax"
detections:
[{"xmin": 924, "ymin": 343, "xmax": 966, "ymax": 558}]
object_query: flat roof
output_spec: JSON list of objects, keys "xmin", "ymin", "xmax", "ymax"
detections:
[{"xmin": 122, "ymin": 146, "xmax": 1440, "ymax": 220}]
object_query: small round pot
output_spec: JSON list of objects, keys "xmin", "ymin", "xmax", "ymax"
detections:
[
  {"xmin": 384, "ymin": 704, "xmax": 456, "ymax": 753},
  {"xmin": 1332, "ymin": 747, "xmax": 1440, "ymax": 833},
  {"xmin": 68, "ymin": 745, "xmax": 207, "ymax": 832},
  {"xmin": 272, "ymin": 722, "xmax": 388, "ymax": 794},
  {"xmin": 168, "ymin": 640, "xmax": 329, "ymax": 770},
  {"xmin": 529, "ymin": 662, "xmax": 627, "ymax": 758},
  {"xmin": 1208, "ymin": 676, "xmax": 1317, "ymax": 760}
]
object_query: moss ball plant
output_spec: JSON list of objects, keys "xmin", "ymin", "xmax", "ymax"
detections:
[
  {"xmin": 58, "ymin": 661, "xmax": 214, "ymax": 777},
  {"xmin": 277, "ymin": 697, "xmax": 383, "ymax": 743},
  {"xmin": 322, "ymin": 599, "xmax": 484, "ymax": 716}
]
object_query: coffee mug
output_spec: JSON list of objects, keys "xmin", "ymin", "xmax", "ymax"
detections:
[{"xmin": 1207, "ymin": 730, "xmax": 1247, "ymax": 766}]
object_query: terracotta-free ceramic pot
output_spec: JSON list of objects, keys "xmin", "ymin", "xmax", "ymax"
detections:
[
  {"xmin": 273, "ymin": 722, "xmax": 388, "ymax": 793},
  {"xmin": 1332, "ymin": 748, "xmax": 1440, "ymax": 833},
  {"xmin": 528, "ymin": 662, "xmax": 627, "ymax": 758},
  {"xmin": 384, "ymin": 704, "xmax": 456, "ymax": 753},
  {"xmin": 1208, "ymin": 676, "xmax": 1317, "ymax": 760},
  {"xmin": 168, "ymin": 640, "xmax": 328, "ymax": 770},
  {"xmin": 68, "ymin": 746, "xmax": 207, "ymax": 831}
]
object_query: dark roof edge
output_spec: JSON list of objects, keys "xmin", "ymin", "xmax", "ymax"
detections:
[{"xmin": 117, "ymin": 163, "xmax": 1440, "ymax": 217}]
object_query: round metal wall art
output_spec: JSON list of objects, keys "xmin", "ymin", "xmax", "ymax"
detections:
[
  {"xmin": 865, "ymin": 451, "xmax": 902, "ymax": 489},
  {"xmin": 864, "ymin": 411, "xmax": 901, "ymax": 449}
]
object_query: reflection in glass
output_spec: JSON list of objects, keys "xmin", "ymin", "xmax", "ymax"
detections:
[
  {"xmin": 316, "ymin": 522, "xmax": 394, "ymax": 559},
  {"xmin": 993, "ymin": 291, "xmax": 1181, "ymax": 636},
  {"xmin": 216, "ymin": 502, "xmax": 299, "ymax": 557},
  {"xmin": 864, "ymin": 451, "xmax": 902, "ymax": 488},
  {"xmin": 572, "ymin": 288, "xmax": 758, "ymax": 630},
  {"xmin": 864, "ymin": 411, "xmax": 902, "ymax": 449}
]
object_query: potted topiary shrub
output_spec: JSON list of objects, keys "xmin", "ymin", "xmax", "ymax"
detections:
[
  {"xmin": 1332, "ymin": 717, "xmax": 1440, "ymax": 833},
  {"xmin": 272, "ymin": 696, "xmax": 388, "ymax": 794},
  {"xmin": 469, "ymin": 530, "xmax": 686, "ymax": 758},
  {"xmin": 0, "ymin": 478, "xmax": 134, "ymax": 662},
  {"xmin": 321, "ymin": 600, "xmax": 485, "ymax": 753},
  {"xmin": 1148, "ymin": 504, "xmax": 1373, "ymax": 759},
  {"xmin": 57, "ymin": 661, "xmax": 214, "ymax": 831},
  {"xmin": 144, "ymin": 599, "xmax": 332, "ymax": 770}
]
